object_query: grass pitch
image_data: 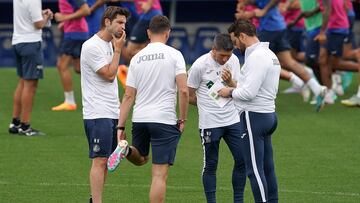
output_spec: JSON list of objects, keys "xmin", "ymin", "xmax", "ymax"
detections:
[{"xmin": 0, "ymin": 68, "xmax": 359, "ymax": 202}]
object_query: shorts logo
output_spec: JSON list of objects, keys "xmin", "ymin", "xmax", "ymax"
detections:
[
  {"xmin": 241, "ymin": 133, "xmax": 246, "ymax": 139},
  {"xmin": 93, "ymin": 144, "xmax": 100, "ymax": 153},
  {"xmin": 203, "ymin": 130, "xmax": 211, "ymax": 144},
  {"xmin": 93, "ymin": 138, "xmax": 100, "ymax": 152}
]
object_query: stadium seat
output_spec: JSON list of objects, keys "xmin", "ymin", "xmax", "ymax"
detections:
[
  {"xmin": 42, "ymin": 28, "xmax": 58, "ymax": 66},
  {"xmin": 0, "ymin": 28, "xmax": 15, "ymax": 67},
  {"xmin": 167, "ymin": 27, "xmax": 191, "ymax": 64},
  {"xmin": 190, "ymin": 26, "xmax": 220, "ymax": 63}
]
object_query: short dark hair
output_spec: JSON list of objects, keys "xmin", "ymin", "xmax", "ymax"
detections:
[
  {"xmin": 213, "ymin": 33, "xmax": 233, "ymax": 51},
  {"xmin": 148, "ymin": 15, "xmax": 171, "ymax": 34},
  {"xmin": 100, "ymin": 6, "xmax": 131, "ymax": 29},
  {"xmin": 228, "ymin": 19, "xmax": 257, "ymax": 37}
]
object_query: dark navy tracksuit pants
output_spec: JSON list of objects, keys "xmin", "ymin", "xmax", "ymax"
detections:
[
  {"xmin": 200, "ymin": 122, "xmax": 246, "ymax": 203},
  {"xmin": 240, "ymin": 111, "xmax": 278, "ymax": 203}
]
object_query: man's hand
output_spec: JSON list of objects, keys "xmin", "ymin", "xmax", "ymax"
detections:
[
  {"xmin": 254, "ymin": 8, "xmax": 266, "ymax": 17},
  {"xmin": 177, "ymin": 120, "xmax": 186, "ymax": 134},
  {"xmin": 139, "ymin": 1, "xmax": 152, "ymax": 13},
  {"xmin": 112, "ymin": 30, "xmax": 126, "ymax": 53},
  {"xmin": 218, "ymin": 87, "xmax": 234, "ymax": 98},
  {"xmin": 117, "ymin": 129, "xmax": 127, "ymax": 144},
  {"xmin": 43, "ymin": 9, "xmax": 54, "ymax": 20},
  {"xmin": 221, "ymin": 67, "xmax": 232, "ymax": 85},
  {"xmin": 54, "ymin": 12, "xmax": 66, "ymax": 22},
  {"xmin": 314, "ymin": 31, "xmax": 327, "ymax": 45}
]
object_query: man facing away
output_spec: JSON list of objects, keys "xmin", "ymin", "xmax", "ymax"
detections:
[
  {"xmin": 80, "ymin": 6, "xmax": 130, "ymax": 203},
  {"xmin": 9, "ymin": 0, "xmax": 53, "ymax": 136},
  {"xmin": 187, "ymin": 33, "xmax": 246, "ymax": 203},
  {"xmin": 109, "ymin": 15, "xmax": 189, "ymax": 203},
  {"xmin": 219, "ymin": 19, "xmax": 281, "ymax": 203}
]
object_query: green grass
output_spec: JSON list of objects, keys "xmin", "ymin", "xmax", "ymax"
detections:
[{"xmin": 0, "ymin": 68, "xmax": 359, "ymax": 202}]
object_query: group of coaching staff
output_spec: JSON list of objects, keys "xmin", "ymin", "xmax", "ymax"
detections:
[
  {"xmin": 82, "ymin": 6, "xmax": 281, "ymax": 203},
  {"xmin": 10, "ymin": 1, "xmax": 281, "ymax": 202}
]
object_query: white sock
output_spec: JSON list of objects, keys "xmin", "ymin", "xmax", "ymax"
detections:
[
  {"xmin": 64, "ymin": 91, "xmax": 76, "ymax": 105},
  {"xmin": 307, "ymin": 78, "xmax": 322, "ymax": 96},
  {"xmin": 304, "ymin": 65, "xmax": 315, "ymax": 78},
  {"xmin": 357, "ymin": 86, "xmax": 360, "ymax": 98},
  {"xmin": 289, "ymin": 73, "xmax": 304, "ymax": 88}
]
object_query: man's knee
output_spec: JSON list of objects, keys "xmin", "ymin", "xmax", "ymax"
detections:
[
  {"xmin": 92, "ymin": 157, "xmax": 107, "ymax": 169},
  {"xmin": 152, "ymin": 164, "xmax": 169, "ymax": 181},
  {"xmin": 132, "ymin": 156, "xmax": 149, "ymax": 166},
  {"xmin": 203, "ymin": 159, "xmax": 218, "ymax": 175}
]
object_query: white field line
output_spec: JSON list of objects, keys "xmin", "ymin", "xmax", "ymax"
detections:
[{"xmin": 0, "ymin": 180, "xmax": 359, "ymax": 197}]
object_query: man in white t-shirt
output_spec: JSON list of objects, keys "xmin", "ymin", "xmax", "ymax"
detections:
[
  {"xmin": 80, "ymin": 6, "xmax": 130, "ymax": 203},
  {"xmin": 111, "ymin": 15, "xmax": 189, "ymax": 203},
  {"xmin": 187, "ymin": 33, "xmax": 246, "ymax": 203},
  {"xmin": 8, "ymin": 0, "xmax": 53, "ymax": 136}
]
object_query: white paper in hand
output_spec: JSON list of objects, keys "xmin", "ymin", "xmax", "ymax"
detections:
[{"xmin": 207, "ymin": 80, "xmax": 232, "ymax": 108}]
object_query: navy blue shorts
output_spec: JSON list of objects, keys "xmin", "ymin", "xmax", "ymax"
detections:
[
  {"xmin": 286, "ymin": 29, "xmax": 305, "ymax": 52},
  {"xmin": 13, "ymin": 41, "xmax": 44, "ymax": 80},
  {"xmin": 129, "ymin": 19, "xmax": 150, "ymax": 43},
  {"xmin": 326, "ymin": 32, "xmax": 347, "ymax": 57},
  {"xmin": 258, "ymin": 30, "xmax": 291, "ymax": 53},
  {"xmin": 304, "ymin": 28, "xmax": 321, "ymax": 61},
  {"xmin": 132, "ymin": 122, "xmax": 181, "ymax": 165},
  {"xmin": 59, "ymin": 38, "xmax": 85, "ymax": 58},
  {"xmin": 345, "ymin": 15, "xmax": 356, "ymax": 48},
  {"xmin": 84, "ymin": 118, "xmax": 118, "ymax": 158}
]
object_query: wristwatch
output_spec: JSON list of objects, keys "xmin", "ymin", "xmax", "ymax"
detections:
[{"xmin": 229, "ymin": 89, "xmax": 234, "ymax": 98}]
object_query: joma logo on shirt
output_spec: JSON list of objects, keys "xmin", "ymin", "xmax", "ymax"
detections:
[
  {"xmin": 272, "ymin": 59, "xmax": 280, "ymax": 65},
  {"xmin": 137, "ymin": 53, "xmax": 165, "ymax": 64}
]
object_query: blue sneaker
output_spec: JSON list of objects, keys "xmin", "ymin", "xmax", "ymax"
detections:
[{"xmin": 315, "ymin": 86, "xmax": 327, "ymax": 112}]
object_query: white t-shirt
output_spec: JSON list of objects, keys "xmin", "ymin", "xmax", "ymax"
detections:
[
  {"xmin": 233, "ymin": 42, "xmax": 280, "ymax": 113},
  {"xmin": 126, "ymin": 42, "xmax": 186, "ymax": 125},
  {"xmin": 187, "ymin": 52, "xmax": 241, "ymax": 129},
  {"xmin": 12, "ymin": 0, "xmax": 43, "ymax": 45},
  {"xmin": 81, "ymin": 34, "xmax": 120, "ymax": 119}
]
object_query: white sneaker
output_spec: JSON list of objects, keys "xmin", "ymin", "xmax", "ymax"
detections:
[
  {"xmin": 341, "ymin": 95, "xmax": 360, "ymax": 107},
  {"xmin": 310, "ymin": 95, "xmax": 317, "ymax": 105},
  {"xmin": 324, "ymin": 90, "xmax": 337, "ymax": 104},
  {"xmin": 283, "ymin": 86, "xmax": 301, "ymax": 94},
  {"xmin": 332, "ymin": 73, "xmax": 344, "ymax": 96},
  {"xmin": 315, "ymin": 86, "xmax": 327, "ymax": 112},
  {"xmin": 301, "ymin": 85, "xmax": 311, "ymax": 102}
]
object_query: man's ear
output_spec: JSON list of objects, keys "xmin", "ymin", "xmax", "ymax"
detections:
[
  {"xmin": 104, "ymin": 18, "xmax": 111, "ymax": 27},
  {"xmin": 147, "ymin": 29, "xmax": 151, "ymax": 40},
  {"xmin": 239, "ymin": 33, "xmax": 245, "ymax": 41},
  {"xmin": 165, "ymin": 29, "xmax": 170, "ymax": 40}
]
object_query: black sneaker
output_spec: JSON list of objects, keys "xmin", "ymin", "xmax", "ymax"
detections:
[
  {"xmin": 18, "ymin": 128, "xmax": 45, "ymax": 136},
  {"xmin": 9, "ymin": 123, "xmax": 21, "ymax": 134}
]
